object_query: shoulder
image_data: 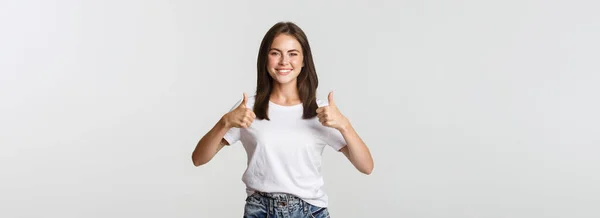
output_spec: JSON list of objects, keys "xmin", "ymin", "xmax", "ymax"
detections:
[
  {"xmin": 228, "ymin": 94, "xmax": 257, "ymax": 110},
  {"xmin": 246, "ymin": 95, "xmax": 257, "ymax": 107}
]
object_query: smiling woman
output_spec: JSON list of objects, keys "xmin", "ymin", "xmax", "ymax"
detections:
[
  {"xmin": 267, "ymin": 34, "xmax": 303, "ymax": 80},
  {"xmin": 253, "ymin": 22, "xmax": 320, "ymax": 121},
  {"xmin": 191, "ymin": 21, "xmax": 374, "ymax": 218}
]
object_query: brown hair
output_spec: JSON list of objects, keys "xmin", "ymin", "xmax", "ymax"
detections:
[{"xmin": 253, "ymin": 22, "xmax": 319, "ymax": 120}]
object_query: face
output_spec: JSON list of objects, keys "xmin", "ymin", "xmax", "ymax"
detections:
[{"xmin": 267, "ymin": 34, "xmax": 304, "ymax": 85}]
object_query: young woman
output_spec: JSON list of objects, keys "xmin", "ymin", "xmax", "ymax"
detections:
[{"xmin": 192, "ymin": 21, "xmax": 374, "ymax": 218}]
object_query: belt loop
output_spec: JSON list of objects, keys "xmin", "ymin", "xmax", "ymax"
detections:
[
  {"xmin": 273, "ymin": 198, "xmax": 276, "ymax": 215},
  {"xmin": 269, "ymin": 197, "xmax": 274, "ymax": 215},
  {"xmin": 303, "ymin": 200, "xmax": 308, "ymax": 214}
]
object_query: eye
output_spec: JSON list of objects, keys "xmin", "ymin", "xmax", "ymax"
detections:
[
  {"xmin": 270, "ymin": 52, "xmax": 279, "ymax": 56},
  {"xmin": 290, "ymin": 53, "xmax": 298, "ymax": 56}
]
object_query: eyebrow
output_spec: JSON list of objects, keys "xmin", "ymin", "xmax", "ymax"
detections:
[{"xmin": 269, "ymin": 48, "xmax": 300, "ymax": 53}]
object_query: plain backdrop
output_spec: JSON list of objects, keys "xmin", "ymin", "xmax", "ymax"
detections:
[{"xmin": 1, "ymin": 0, "xmax": 599, "ymax": 217}]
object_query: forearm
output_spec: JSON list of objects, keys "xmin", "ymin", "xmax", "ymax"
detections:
[
  {"xmin": 192, "ymin": 116, "xmax": 230, "ymax": 166},
  {"xmin": 339, "ymin": 122, "xmax": 374, "ymax": 174}
]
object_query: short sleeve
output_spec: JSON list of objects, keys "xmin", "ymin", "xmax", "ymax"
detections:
[
  {"xmin": 316, "ymin": 98, "xmax": 347, "ymax": 151},
  {"xmin": 321, "ymin": 126, "xmax": 347, "ymax": 151},
  {"xmin": 223, "ymin": 126, "xmax": 240, "ymax": 145},
  {"xmin": 222, "ymin": 97, "xmax": 244, "ymax": 145}
]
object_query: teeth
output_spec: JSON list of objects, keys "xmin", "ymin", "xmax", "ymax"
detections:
[{"xmin": 278, "ymin": 69, "xmax": 291, "ymax": 73}]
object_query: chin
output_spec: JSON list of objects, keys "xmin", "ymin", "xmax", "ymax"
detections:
[
  {"xmin": 269, "ymin": 72, "xmax": 299, "ymax": 85},
  {"xmin": 272, "ymin": 77, "xmax": 297, "ymax": 85}
]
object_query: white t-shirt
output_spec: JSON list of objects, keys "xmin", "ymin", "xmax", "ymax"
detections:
[{"xmin": 223, "ymin": 95, "xmax": 347, "ymax": 208}]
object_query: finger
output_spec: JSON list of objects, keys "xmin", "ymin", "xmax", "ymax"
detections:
[
  {"xmin": 317, "ymin": 106, "xmax": 329, "ymax": 114},
  {"xmin": 327, "ymin": 91, "xmax": 335, "ymax": 106},
  {"xmin": 239, "ymin": 115, "xmax": 248, "ymax": 124},
  {"xmin": 242, "ymin": 117, "xmax": 252, "ymax": 127},
  {"xmin": 246, "ymin": 109, "xmax": 256, "ymax": 119},
  {"xmin": 319, "ymin": 116, "xmax": 327, "ymax": 124},
  {"xmin": 240, "ymin": 93, "xmax": 248, "ymax": 108}
]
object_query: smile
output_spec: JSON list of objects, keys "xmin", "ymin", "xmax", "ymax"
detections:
[{"xmin": 276, "ymin": 69, "xmax": 292, "ymax": 75}]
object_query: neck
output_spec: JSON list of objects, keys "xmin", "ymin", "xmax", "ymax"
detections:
[{"xmin": 270, "ymin": 81, "xmax": 300, "ymax": 104}]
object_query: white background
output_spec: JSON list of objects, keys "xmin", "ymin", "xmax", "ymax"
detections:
[{"xmin": 1, "ymin": 0, "xmax": 599, "ymax": 217}]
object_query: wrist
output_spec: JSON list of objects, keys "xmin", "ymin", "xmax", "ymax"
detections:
[
  {"xmin": 337, "ymin": 117, "xmax": 352, "ymax": 133},
  {"xmin": 219, "ymin": 114, "xmax": 231, "ymax": 129}
]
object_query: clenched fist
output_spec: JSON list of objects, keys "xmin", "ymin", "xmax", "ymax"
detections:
[
  {"xmin": 223, "ymin": 93, "xmax": 256, "ymax": 128},
  {"xmin": 316, "ymin": 91, "xmax": 349, "ymax": 131}
]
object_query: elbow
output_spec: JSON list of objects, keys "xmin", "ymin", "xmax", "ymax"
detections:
[
  {"xmin": 192, "ymin": 153, "xmax": 209, "ymax": 167},
  {"xmin": 360, "ymin": 162, "xmax": 374, "ymax": 175},
  {"xmin": 361, "ymin": 166, "xmax": 373, "ymax": 175},
  {"xmin": 193, "ymin": 158, "xmax": 208, "ymax": 167},
  {"xmin": 193, "ymin": 160, "xmax": 205, "ymax": 167}
]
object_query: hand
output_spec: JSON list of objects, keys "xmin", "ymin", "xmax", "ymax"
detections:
[
  {"xmin": 316, "ymin": 91, "xmax": 349, "ymax": 131},
  {"xmin": 223, "ymin": 93, "xmax": 256, "ymax": 128}
]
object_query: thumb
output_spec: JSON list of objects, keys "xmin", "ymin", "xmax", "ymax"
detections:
[
  {"xmin": 240, "ymin": 93, "xmax": 248, "ymax": 108},
  {"xmin": 327, "ymin": 91, "xmax": 335, "ymax": 106}
]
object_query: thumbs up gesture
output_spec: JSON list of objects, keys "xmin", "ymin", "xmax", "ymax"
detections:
[
  {"xmin": 224, "ymin": 93, "xmax": 256, "ymax": 128},
  {"xmin": 316, "ymin": 91, "xmax": 349, "ymax": 131}
]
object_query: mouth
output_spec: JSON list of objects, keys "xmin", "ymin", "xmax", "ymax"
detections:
[{"xmin": 275, "ymin": 69, "xmax": 292, "ymax": 75}]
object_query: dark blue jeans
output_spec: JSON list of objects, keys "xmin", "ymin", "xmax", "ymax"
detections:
[{"xmin": 243, "ymin": 191, "xmax": 330, "ymax": 218}]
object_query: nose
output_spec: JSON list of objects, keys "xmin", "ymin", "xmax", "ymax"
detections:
[{"xmin": 279, "ymin": 55, "xmax": 289, "ymax": 65}]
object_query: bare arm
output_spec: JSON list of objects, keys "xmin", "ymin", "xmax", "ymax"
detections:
[
  {"xmin": 191, "ymin": 93, "xmax": 255, "ymax": 167},
  {"xmin": 339, "ymin": 123, "xmax": 374, "ymax": 175},
  {"xmin": 316, "ymin": 91, "xmax": 374, "ymax": 175},
  {"xmin": 191, "ymin": 117, "xmax": 231, "ymax": 166}
]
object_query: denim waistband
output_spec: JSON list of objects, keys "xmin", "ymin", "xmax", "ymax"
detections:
[
  {"xmin": 253, "ymin": 191, "xmax": 305, "ymax": 209},
  {"xmin": 246, "ymin": 191, "xmax": 325, "ymax": 216}
]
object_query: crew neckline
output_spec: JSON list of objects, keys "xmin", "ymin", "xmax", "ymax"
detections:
[{"xmin": 269, "ymin": 101, "xmax": 303, "ymax": 109}]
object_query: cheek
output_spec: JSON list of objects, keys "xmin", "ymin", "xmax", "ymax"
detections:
[
  {"xmin": 267, "ymin": 56, "xmax": 279, "ymax": 68},
  {"xmin": 292, "ymin": 58, "xmax": 304, "ymax": 68},
  {"xmin": 267, "ymin": 55, "xmax": 279, "ymax": 67}
]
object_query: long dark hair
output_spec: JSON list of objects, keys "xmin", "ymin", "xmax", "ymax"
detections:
[{"xmin": 254, "ymin": 22, "xmax": 319, "ymax": 120}]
